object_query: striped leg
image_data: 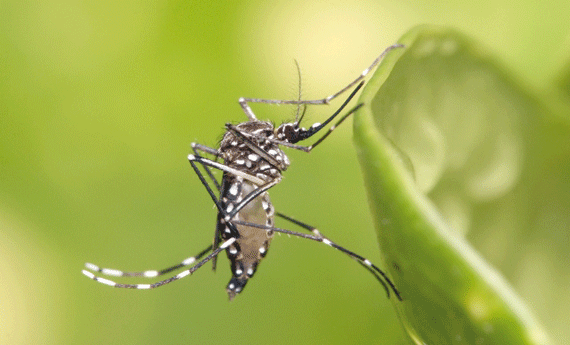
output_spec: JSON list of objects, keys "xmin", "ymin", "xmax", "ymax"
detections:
[
  {"xmin": 231, "ymin": 218, "xmax": 402, "ymax": 301},
  {"xmin": 238, "ymin": 44, "xmax": 404, "ymax": 120},
  {"xmin": 188, "ymin": 143, "xmax": 231, "ymax": 271},
  {"xmin": 187, "ymin": 153, "xmax": 280, "ymax": 231},
  {"xmin": 83, "ymin": 244, "xmax": 213, "ymax": 279},
  {"xmin": 188, "ymin": 154, "xmax": 265, "ymax": 186},
  {"xmin": 82, "ymin": 238, "xmax": 235, "ymax": 289},
  {"xmin": 274, "ymin": 213, "xmax": 398, "ymax": 299},
  {"xmin": 188, "ymin": 147, "xmax": 282, "ymax": 272},
  {"xmin": 191, "ymin": 143, "xmax": 222, "ymax": 192}
]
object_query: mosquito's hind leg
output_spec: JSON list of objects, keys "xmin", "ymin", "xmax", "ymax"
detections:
[
  {"xmin": 232, "ymin": 218, "xmax": 402, "ymax": 301},
  {"xmin": 82, "ymin": 239, "xmax": 236, "ymax": 289}
]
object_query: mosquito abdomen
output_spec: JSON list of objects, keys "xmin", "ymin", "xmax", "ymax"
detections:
[{"xmin": 219, "ymin": 177, "xmax": 275, "ymax": 300}]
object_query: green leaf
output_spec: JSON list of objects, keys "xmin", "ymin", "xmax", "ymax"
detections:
[{"xmin": 354, "ymin": 25, "xmax": 561, "ymax": 344}]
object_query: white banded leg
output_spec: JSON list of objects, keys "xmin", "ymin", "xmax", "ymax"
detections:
[
  {"xmin": 82, "ymin": 238, "xmax": 236, "ymax": 289},
  {"xmin": 188, "ymin": 143, "xmax": 229, "ymax": 271},
  {"xmin": 274, "ymin": 212, "xmax": 396, "ymax": 297},
  {"xmin": 238, "ymin": 44, "xmax": 404, "ymax": 109},
  {"xmin": 188, "ymin": 150, "xmax": 282, "ymax": 270},
  {"xmin": 188, "ymin": 152, "xmax": 282, "ymax": 226},
  {"xmin": 83, "ymin": 244, "xmax": 213, "ymax": 279},
  {"xmin": 188, "ymin": 150, "xmax": 265, "ymax": 270},
  {"xmin": 231, "ymin": 219, "xmax": 402, "ymax": 301},
  {"xmin": 187, "ymin": 147, "xmax": 240, "ymax": 270},
  {"xmin": 188, "ymin": 154, "xmax": 265, "ymax": 185},
  {"xmin": 191, "ymin": 143, "xmax": 222, "ymax": 192}
]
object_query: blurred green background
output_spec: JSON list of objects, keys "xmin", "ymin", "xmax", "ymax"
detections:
[{"xmin": 1, "ymin": 1, "xmax": 568, "ymax": 344}]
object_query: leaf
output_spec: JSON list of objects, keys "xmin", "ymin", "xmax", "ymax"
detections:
[{"xmin": 353, "ymin": 25, "xmax": 558, "ymax": 344}]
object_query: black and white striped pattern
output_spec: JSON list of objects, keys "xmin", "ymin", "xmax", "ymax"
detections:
[
  {"xmin": 231, "ymin": 216, "xmax": 401, "ymax": 300},
  {"xmin": 82, "ymin": 239, "xmax": 234, "ymax": 289}
]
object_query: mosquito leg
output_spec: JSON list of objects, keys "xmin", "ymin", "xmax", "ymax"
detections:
[
  {"xmin": 276, "ymin": 212, "xmax": 323, "ymax": 237},
  {"xmin": 293, "ymin": 81, "xmax": 364, "ymax": 143},
  {"xmin": 187, "ymin": 155, "xmax": 240, "ymax": 270},
  {"xmin": 238, "ymin": 44, "xmax": 404, "ymax": 108},
  {"xmin": 188, "ymin": 154, "xmax": 281, "ymax": 268},
  {"xmin": 191, "ymin": 143, "xmax": 220, "ymax": 157},
  {"xmin": 82, "ymin": 238, "xmax": 236, "ymax": 289},
  {"xmin": 189, "ymin": 143, "xmax": 242, "ymax": 270},
  {"xmin": 188, "ymin": 153, "xmax": 281, "ymax": 224},
  {"xmin": 231, "ymin": 219, "xmax": 402, "ymax": 301},
  {"xmin": 188, "ymin": 154, "xmax": 265, "ymax": 186},
  {"xmin": 224, "ymin": 177, "xmax": 281, "ymax": 221},
  {"xmin": 191, "ymin": 143, "xmax": 222, "ymax": 192},
  {"xmin": 274, "ymin": 213, "xmax": 391, "ymax": 296},
  {"xmin": 241, "ymin": 82, "xmax": 364, "ymax": 153},
  {"xmin": 189, "ymin": 147, "xmax": 283, "ymax": 223},
  {"xmin": 275, "ymin": 212, "xmax": 393, "ymax": 294},
  {"xmin": 84, "ymin": 245, "xmax": 213, "ymax": 279}
]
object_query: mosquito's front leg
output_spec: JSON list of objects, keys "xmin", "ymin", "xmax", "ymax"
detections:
[
  {"xmin": 191, "ymin": 142, "xmax": 223, "ymax": 192},
  {"xmin": 237, "ymin": 44, "xmax": 404, "ymax": 112},
  {"xmin": 188, "ymin": 154, "xmax": 265, "ymax": 186}
]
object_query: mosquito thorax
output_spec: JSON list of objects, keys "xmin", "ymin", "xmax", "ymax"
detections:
[{"xmin": 220, "ymin": 120, "xmax": 291, "ymax": 177}]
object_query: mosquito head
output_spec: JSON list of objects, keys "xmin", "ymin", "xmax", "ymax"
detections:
[
  {"xmin": 276, "ymin": 122, "xmax": 299, "ymax": 143},
  {"xmin": 276, "ymin": 121, "xmax": 324, "ymax": 144}
]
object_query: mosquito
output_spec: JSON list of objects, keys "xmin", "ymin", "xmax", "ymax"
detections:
[{"xmin": 83, "ymin": 44, "xmax": 404, "ymax": 301}]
